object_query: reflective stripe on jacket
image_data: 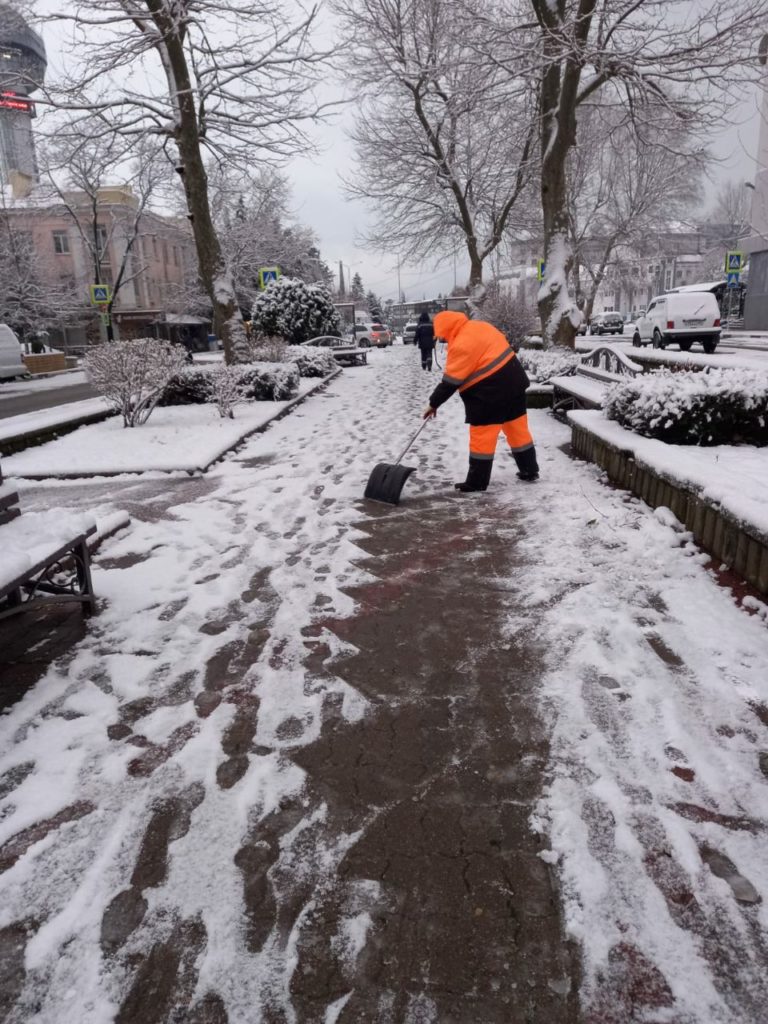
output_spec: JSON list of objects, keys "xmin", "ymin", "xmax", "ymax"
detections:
[{"xmin": 429, "ymin": 311, "xmax": 529, "ymax": 426}]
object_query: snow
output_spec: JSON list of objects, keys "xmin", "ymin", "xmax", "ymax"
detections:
[
  {"xmin": 0, "ymin": 399, "xmax": 112, "ymax": 443},
  {"xmin": 2, "ymin": 347, "xmax": 767, "ymax": 1021},
  {"xmin": 0, "ymin": 510, "xmax": 96, "ymax": 588},
  {"xmin": 569, "ymin": 409, "xmax": 768, "ymax": 540},
  {"xmin": 3, "ymin": 379, "xmax": 323, "ymax": 478}
]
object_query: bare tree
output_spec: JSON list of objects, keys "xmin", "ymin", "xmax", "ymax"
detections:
[
  {"xmin": 0, "ymin": 188, "xmax": 85, "ymax": 341},
  {"xmin": 85, "ymin": 337, "xmax": 188, "ymax": 427},
  {"xmin": 206, "ymin": 164, "xmax": 328, "ymax": 312},
  {"xmin": 38, "ymin": 125, "xmax": 171, "ymax": 340},
  {"xmin": 478, "ymin": 0, "xmax": 768, "ymax": 345},
  {"xmin": 568, "ymin": 109, "xmax": 704, "ymax": 321},
  {"xmin": 41, "ymin": 0, "xmax": 335, "ymax": 363},
  {"xmin": 334, "ymin": 0, "xmax": 537, "ymax": 297}
]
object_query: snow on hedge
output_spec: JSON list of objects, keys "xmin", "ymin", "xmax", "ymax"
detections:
[
  {"xmin": 160, "ymin": 362, "xmax": 299, "ymax": 406},
  {"xmin": 518, "ymin": 347, "xmax": 581, "ymax": 383},
  {"xmin": 284, "ymin": 345, "xmax": 336, "ymax": 378},
  {"xmin": 604, "ymin": 368, "xmax": 768, "ymax": 446}
]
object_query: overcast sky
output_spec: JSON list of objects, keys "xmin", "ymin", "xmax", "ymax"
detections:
[{"xmin": 22, "ymin": 1, "xmax": 768, "ymax": 304}]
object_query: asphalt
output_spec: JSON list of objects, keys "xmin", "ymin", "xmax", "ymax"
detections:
[{"xmin": 0, "ymin": 381, "xmax": 97, "ymax": 419}]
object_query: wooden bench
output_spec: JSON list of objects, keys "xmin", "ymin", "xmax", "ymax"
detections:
[
  {"xmin": 331, "ymin": 346, "xmax": 368, "ymax": 367},
  {"xmin": 0, "ymin": 459, "xmax": 97, "ymax": 620},
  {"xmin": 550, "ymin": 345, "xmax": 641, "ymax": 420}
]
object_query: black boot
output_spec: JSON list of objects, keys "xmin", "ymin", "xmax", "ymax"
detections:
[
  {"xmin": 513, "ymin": 446, "xmax": 539, "ymax": 481},
  {"xmin": 455, "ymin": 457, "xmax": 493, "ymax": 493}
]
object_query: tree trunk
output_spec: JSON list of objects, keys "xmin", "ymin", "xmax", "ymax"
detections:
[
  {"xmin": 147, "ymin": 0, "xmax": 249, "ymax": 365},
  {"xmin": 538, "ymin": 140, "xmax": 577, "ymax": 348}
]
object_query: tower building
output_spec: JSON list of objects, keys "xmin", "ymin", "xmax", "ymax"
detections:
[{"xmin": 0, "ymin": 4, "xmax": 46, "ymax": 192}]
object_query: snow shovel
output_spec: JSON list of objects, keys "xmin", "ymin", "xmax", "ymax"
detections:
[{"xmin": 364, "ymin": 420, "xmax": 430, "ymax": 505}]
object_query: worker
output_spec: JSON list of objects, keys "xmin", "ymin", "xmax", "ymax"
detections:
[
  {"xmin": 413, "ymin": 310, "xmax": 436, "ymax": 371},
  {"xmin": 423, "ymin": 311, "xmax": 539, "ymax": 493}
]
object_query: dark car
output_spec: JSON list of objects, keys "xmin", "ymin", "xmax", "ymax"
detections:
[{"xmin": 589, "ymin": 311, "xmax": 624, "ymax": 336}]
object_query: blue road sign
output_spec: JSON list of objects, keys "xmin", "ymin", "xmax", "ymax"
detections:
[
  {"xmin": 725, "ymin": 251, "xmax": 744, "ymax": 272},
  {"xmin": 258, "ymin": 266, "xmax": 281, "ymax": 289},
  {"xmin": 90, "ymin": 283, "xmax": 111, "ymax": 305},
  {"xmin": 727, "ymin": 271, "xmax": 740, "ymax": 288}
]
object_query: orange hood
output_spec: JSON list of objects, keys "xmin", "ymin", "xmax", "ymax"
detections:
[{"xmin": 433, "ymin": 311, "xmax": 468, "ymax": 343}]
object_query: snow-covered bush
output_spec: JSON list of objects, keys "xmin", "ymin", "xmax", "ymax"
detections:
[
  {"xmin": 237, "ymin": 363, "xmax": 298, "ymax": 401},
  {"xmin": 160, "ymin": 362, "xmax": 299, "ymax": 406},
  {"xmin": 518, "ymin": 348, "xmax": 581, "ymax": 383},
  {"xmin": 284, "ymin": 345, "xmax": 336, "ymax": 378},
  {"xmin": 211, "ymin": 365, "xmax": 248, "ymax": 419},
  {"xmin": 605, "ymin": 368, "xmax": 768, "ymax": 446},
  {"xmin": 251, "ymin": 277, "xmax": 341, "ymax": 344},
  {"xmin": 86, "ymin": 339, "xmax": 189, "ymax": 427},
  {"xmin": 247, "ymin": 335, "xmax": 288, "ymax": 362}
]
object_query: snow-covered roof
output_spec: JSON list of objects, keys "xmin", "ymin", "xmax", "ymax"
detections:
[
  {"xmin": 164, "ymin": 314, "xmax": 210, "ymax": 325},
  {"xmin": 668, "ymin": 281, "xmax": 726, "ymax": 294}
]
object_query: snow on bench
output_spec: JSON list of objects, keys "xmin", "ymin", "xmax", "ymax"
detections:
[
  {"xmin": 551, "ymin": 345, "xmax": 641, "ymax": 419},
  {"xmin": 0, "ymin": 456, "xmax": 99, "ymax": 619}
]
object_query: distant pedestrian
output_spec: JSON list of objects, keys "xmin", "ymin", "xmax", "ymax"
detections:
[
  {"xmin": 413, "ymin": 311, "xmax": 436, "ymax": 371},
  {"xmin": 423, "ymin": 311, "xmax": 539, "ymax": 493}
]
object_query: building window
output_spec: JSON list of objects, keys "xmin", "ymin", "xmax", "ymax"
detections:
[
  {"xmin": 173, "ymin": 245, "xmax": 178, "ymax": 266},
  {"xmin": 53, "ymin": 231, "xmax": 70, "ymax": 254},
  {"xmin": 96, "ymin": 226, "xmax": 110, "ymax": 262},
  {"xmin": 152, "ymin": 236, "xmax": 158, "ymax": 258}
]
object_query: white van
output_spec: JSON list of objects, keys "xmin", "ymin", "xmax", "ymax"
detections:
[
  {"xmin": 632, "ymin": 293, "xmax": 721, "ymax": 353},
  {"xmin": 0, "ymin": 324, "xmax": 28, "ymax": 381}
]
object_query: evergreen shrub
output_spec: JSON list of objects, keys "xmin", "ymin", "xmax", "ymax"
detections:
[{"xmin": 604, "ymin": 368, "xmax": 768, "ymax": 446}]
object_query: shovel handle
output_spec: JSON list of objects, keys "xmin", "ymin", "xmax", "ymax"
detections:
[{"xmin": 394, "ymin": 418, "xmax": 430, "ymax": 466}]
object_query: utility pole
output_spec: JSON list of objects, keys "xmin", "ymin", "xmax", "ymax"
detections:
[
  {"xmin": 339, "ymin": 261, "xmax": 346, "ymax": 298},
  {"xmin": 396, "ymin": 255, "xmax": 401, "ymax": 305}
]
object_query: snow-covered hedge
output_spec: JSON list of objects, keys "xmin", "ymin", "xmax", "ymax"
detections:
[
  {"xmin": 251, "ymin": 277, "xmax": 341, "ymax": 344},
  {"xmin": 160, "ymin": 362, "xmax": 299, "ymax": 406},
  {"xmin": 605, "ymin": 368, "xmax": 768, "ymax": 446},
  {"xmin": 518, "ymin": 348, "xmax": 581, "ymax": 383},
  {"xmin": 284, "ymin": 345, "xmax": 336, "ymax": 378}
]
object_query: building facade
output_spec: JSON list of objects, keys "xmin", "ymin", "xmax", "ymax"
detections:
[{"xmin": 1, "ymin": 185, "xmax": 198, "ymax": 348}]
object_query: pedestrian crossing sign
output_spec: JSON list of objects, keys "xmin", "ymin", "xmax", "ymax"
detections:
[
  {"xmin": 258, "ymin": 266, "xmax": 281, "ymax": 290},
  {"xmin": 90, "ymin": 283, "xmax": 111, "ymax": 305},
  {"xmin": 726, "ymin": 271, "xmax": 741, "ymax": 288},
  {"xmin": 725, "ymin": 251, "xmax": 744, "ymax": 273},
  {"xmin": 537, "ymin": 259, "xmax": 546, "ymax": 281}
]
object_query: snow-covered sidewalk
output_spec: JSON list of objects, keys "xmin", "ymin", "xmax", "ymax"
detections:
[{"xmin": 1, "ymin": 346, "xmax": 767, "ymax": 1023}]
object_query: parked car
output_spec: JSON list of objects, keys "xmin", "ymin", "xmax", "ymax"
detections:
[
  {"xmin": 632, "ymin": 292, "xmax": 721, "ymax": 353},
  {"xmin": 349, "ymin": 322, "xmax": 393, "ymax": 348},
  {"xmin": 0, "ymin": 324, "xmax": 28, "ymax": 381},
  {"xmin": 301, "ymin": 335, "xmax": 353, "ymax": 349},
  {"xmin": 403, "ymin": 321, "xmax": 419, "ymax": 345},
  {"xmin": 589, "ymin": 311, "xmax": 624, "ymax": 335}
]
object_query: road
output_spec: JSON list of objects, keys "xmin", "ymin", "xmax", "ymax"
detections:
[{"xmin": 0, "ymin": 372, "xmax": 96, "ymax": 419}]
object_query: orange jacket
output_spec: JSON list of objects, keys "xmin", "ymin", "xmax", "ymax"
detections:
[{"xmin": 429, "ymin": 311, "xmax": 529, "ymax": 426}]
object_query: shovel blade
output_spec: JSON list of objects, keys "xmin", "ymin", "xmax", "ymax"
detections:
[{"xmin": 364, "ymin": 462, "xmax": 416, "ymax": 505}]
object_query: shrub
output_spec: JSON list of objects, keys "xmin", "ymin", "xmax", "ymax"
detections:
[
  {"xmin": 247, "ymin": 336, "xmax": 289, "ymax": 362},
  {"xmin": 251, "ymin": 277, "xmax": 341, "ymax": 344},
  {"xmin": 160, "ymin": 362, "xmax": 299, "ymax": 406},
  {"xmin": 518, "ymin": 348, "xmax": 581, "ymax": 383},
  {"xmin": 211, "ymin": 365, "xmax": 248, "ymax": 419},
  {"xmin": 237, "ymin": 363, "xmax": 299, "ymax": 401},
  {"xmin": 86, "ymin": 338, "xmax": 189, "ymax": 427},
  {"xmin": 284, "ymin": 345, "xmax": 336, "ymax": 378},
  {"xmin": 604, "ymin": 368, "xmax": 768, "ymax": 446}
]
